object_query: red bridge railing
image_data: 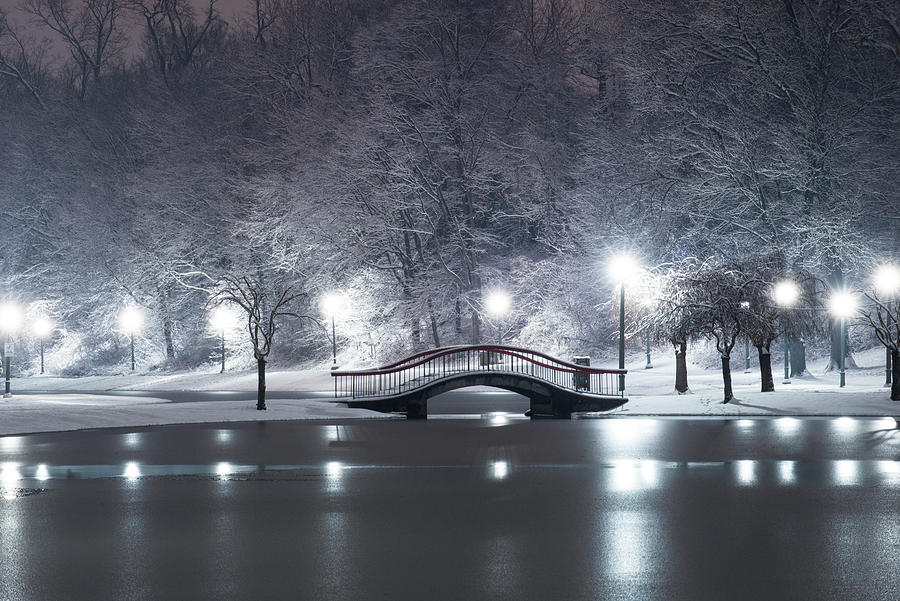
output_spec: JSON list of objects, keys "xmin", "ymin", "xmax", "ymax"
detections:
[{"xmin": 331, "ymin": 345, "xmax": 626, "ymax": 400}]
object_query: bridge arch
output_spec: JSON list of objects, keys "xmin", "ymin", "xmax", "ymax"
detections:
[{"xmin": 332, "ymin": 345, "xmax": 627, "ymax": 418}]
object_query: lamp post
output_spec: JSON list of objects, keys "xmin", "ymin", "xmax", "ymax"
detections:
[
  {"xmin": 33, "ymin": 316, "xmax": 54, "ymax": 375},
  {"xmin": 484, "ymin": 290, "xmax": 512, "ymax": 345},
  {"xmin": 119, "ymin": 306, "xmax": 143, "ymax": 372},
  {"xmin": 608, "ymin": 254, "xmax": 638, "ymax": 392},
  {"xmin": 0, "ymin": 302, "xmax": 23, "ymax": 398},
  {"xmin": 320, "ymin": 293, "xmax": 349, "ymax": 370},
  {"xmin": 874, "ymin": 264, "xmax": 900, "ymax": 387},
  {"xmin": 828, "ymin": 291, "xmax": 857, "ymax": 388},
  {"xmin": 210, "ymin": 306, "xmax": 236, "ymax": 374},
  {"xmin": 773, "ymin": 280, "xmax": 800, "ymax": 384}
]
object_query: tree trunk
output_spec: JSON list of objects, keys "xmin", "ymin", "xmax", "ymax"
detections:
[
  {"xmin": 721, "ymin": 354, "xmax": 733, "ymax": 403},
  {"xmin": 411, "ymin": 317, "xmax": 421, "ymax": 346},
  {"xmin": 758, "ymin": 344, "xmax": 774, "ymax": 392},
  {"xmin": 471, "ymin": 309, "xmax": 481, "ymax": 345},
  {"xmin": 430, "ymin": 312, "xmax": 441, "ymax": 348},
  {"xmin": 256, "ymin": 356, "xmax": 267, "ymax": 410},
  {"xmin": 891, "ymin": 350, "xmax": 900, "ymax": 401},
  {"xmin": 455, "ymin": 299, "xmax": 463, "ymax": 334},
  {"xmin": 674, "ymin": 341, "xmax": 689, "ymax": 393},
  {"xmin": 160, "ymin": 288, "xmax": 176, "ymax": 361},
  {"xmin": 789, "ymin": 337, "xmax": 806, "ymax": 377}
]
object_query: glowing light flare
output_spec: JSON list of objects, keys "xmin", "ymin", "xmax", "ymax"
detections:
[
  {"xmin": 209, "ymin": 305, "xmax": 240, "ymax": 332},
  {"xmin": 33, "ymin": 316, "xmax": 54, "ymax": 338},
  {"xmin": 119, "ymin": 306, "xmax": 143, "ymax": 332},
  {"xmin": 326, "ymin": 461, "xmax": 344, "ymax": 477},
  {"xmin": 608, "ymin": 460, "xmax": 659, "ymax": 492},
  {"xmin": 216, "ymin": 462, "xmax": 233, "ymax": 477},
  {"xmin": 491, "ymin": 461, "xmax": 509, "ymax": 480},
  {"xmin": 484, "ymin": 290, "xmax": 512, "ymax": 319},
  {"xmin": 772, "ymin": 280, "xmax": 800, "ymax": 307},
  {"xmin": 873, "ymin": 264, "xmax": 900, "ymax": 297},
  {"xmin": 606, "ymin": 254, "xmax": 640, "ymax": 285},
  {"xmin": 0, "ymin": 302, "xmax": 23, "ymax": 334},
  {"xmin": 828, "ymin": 291, "xmax": 857, "ymax": 318},
  {"xmin": 319, "ymin": 292, "xmax": 350, "ymax": 319}
]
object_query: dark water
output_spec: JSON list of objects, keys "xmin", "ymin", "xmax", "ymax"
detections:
[{"xmin": 1, "ymin": 416, "xmax": 899, "ymax": 600}]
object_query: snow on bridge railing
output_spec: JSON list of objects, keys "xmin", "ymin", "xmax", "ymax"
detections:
[{"xmin": 331, "ymin": 345, "xmax": 626, "ymax": 400}]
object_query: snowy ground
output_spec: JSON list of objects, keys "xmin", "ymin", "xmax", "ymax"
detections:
[{"xmin": 0, "ymin": 346, "xmax": 896, "ymax": 437}]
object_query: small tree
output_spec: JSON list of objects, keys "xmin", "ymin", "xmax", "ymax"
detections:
[
  {"xmin": 859, "ymin": 288, "xmax": 900, "ymax": 401},
  {"xmin": 215, "ymin": 275, "xmax": 300, "ymax": 410}
]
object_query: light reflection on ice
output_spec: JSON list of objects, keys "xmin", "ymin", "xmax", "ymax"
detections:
[
  {"xmin": 605, "ymin": 419, "xmax": 661, "ymax": 447},
  {"xmin": 834, "ymin": 460, "xmax": 858, "ymax": 486},
  {"xmin": 123, "ymin": 432, "xmax": 142, "ymax": 447},
  {"xmin": 488, "ymin": 413, "xmax": 509, "ymax": 426},
  {"xmin": 0, "ymin": 437, "xmax": 23, "ymax": 452},
  {"xmin": 35, "ymin": 464, "xmax": 50, "ymax": 481},
  {"xmin": 1, "ymin": 462, "xmax": 21, "ymax": 499},
  {"xmin": 778, "ymin": 461, "xmax": 795, "ymax": 485},
  {"xmin": 215, "ymin": 429, "xmax": 232, "ymax": 444},
  {"xmin": 608, "ymin": 460, "xmax": 659, "ymax": 492},
  {"xmin": 735, "ymin": 460, "xmax": 756, "ymax": 486},
  {"xmin": 491, "ymin": 461, "xmax": 509, "ymax": 480},
  {"xmin": 736, "ymin": 419, "xmax": 755, "ymax": 430},
  {"xmin": 774, "ymin": 418, "xmax": 801, "ymax": 436},
  {"xmin": 832, "ymin": 417, "xmax": 857, "ymax": 436},
  {"xmin": 123, "ymin": 462, "xmax": 141, "ymax": 480},
  {"xmin": 216, "ymin": 462, "xmax": 233, "ymax": 477},
  {"xmin": 877, "ymin": 461, "xmax": 899, "ymax": 486}
]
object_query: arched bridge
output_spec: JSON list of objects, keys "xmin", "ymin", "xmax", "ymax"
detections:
[{"xmin": 331, "ymin": 345, "xmax": 628, "ymax": 418}]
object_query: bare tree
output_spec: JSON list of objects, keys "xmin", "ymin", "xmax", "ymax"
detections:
[
  {"xmin": 859, "ymin": 289, "xmax": 900, "ymax": 400},
  {"xmin": 215, "ymin": 276, "xmax": 301, "ymax": 410}
]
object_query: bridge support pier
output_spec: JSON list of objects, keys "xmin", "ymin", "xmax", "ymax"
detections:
[
  {"xmin": 527, "ymin": 395, "xmax": 572, "ymax": 419},
  {"xmin": 405, "ymin": 396, "xmax": 427, "ymax": 419}
]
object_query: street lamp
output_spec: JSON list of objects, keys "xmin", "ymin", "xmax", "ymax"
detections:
[
  {"xmin": 210, "ymin": 305, "xmax": 238, "ymax": 374},
  {"xmin": 119, "ymin": 306, "xmax": 143, "ymax": 372},
  {"xmin": 828, "ymin": 291, "xmax": 857, "ymax": 388},
  {"xmin": 484, "ymin": 290, "xmax": 512, "ymax": 345},
  {"xmin": 873, "ymin": 264, "xmax": 900, "ymax": 387},
  {"xmin": 0, "ymin": 302, "xmax": 23, "ymax": 398},
  {"xmin": 773, "ymin": 280, "xmax": 800, "ymax": 384},
  {"xmin": 320, "ymin": 292, "xmax": 349, "ymax": 370},
  {"xmin": 33, "ymin": 316, "xmax": 54, "ymax": 375},
  {"xmin": 607, "ymin": 254, "xmax": 638, "ymax": 392}
]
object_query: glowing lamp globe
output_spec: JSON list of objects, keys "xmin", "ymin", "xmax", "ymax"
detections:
[
  {"xmin": 320, "ymin": 292, "xmax": 349, "ymax": 318},
  {"xmin": 828, "ymin": 291, "xmax": 857, "ymax": 318},
  {"xmin": 607, "ymin": 254, "xmax": 638, "ymax": 284},
  {"xmin": 119, "ymin": 306, "xmax": 143, "ymax": 332},
  {"xmin": 0, "ymin": 303, "xmax": 23, "ymax": 334},
  {"xmin": 484, "ymin": 290, "xmax": 512, "ymax": 318},
  {"xmin": 873, "ymin": 264, "xmax": 900, "ymax": 297},
  {"xmin": 210, "ymin": 305, "xmax": 238, "ymax": 331},
  {"xmin": 33, "ymin": 316, "xmax": 54, "ymax": 338},
  {"xmin": 773, "ymin": 280, "xmax": 800, "ymax": 307}
]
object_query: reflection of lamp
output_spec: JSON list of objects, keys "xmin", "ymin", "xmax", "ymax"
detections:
[
  {"xmin": 484, "ymin": 290, "xmax": 512, "ymax": 345},
  {"xmin": 119, "ymin": 306, "xmax": 143, "ymax": 372},
  {"xmin": 607, "ymin": 255, "xmax": 639, "ymax": 392},
  {"xmin": 0, "ymin": 302, "xmax": 23, "ymax": 398},
  {"xmin": 320, "ymin": 293, "xmax": 349, "ymax": 369},
  {"xmin": 210, "ymin": 305, "xmax": 238, "ymax": 373},
  {"xmin": 828, "ymin": 291, "xmax": 857, "ymax": 388},
  {"xmin": 773, "ymin": 280, "xmax": 800, "ymax": 384},
  {"xmin": 33, "ymin": 316, "xmax": 54, "ymax": 375},
  {"xmin": 874, "ymin": 264, "xmax": 900, "ymax": 388}
]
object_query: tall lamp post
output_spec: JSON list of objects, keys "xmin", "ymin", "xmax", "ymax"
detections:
[
  {"xmin": 0, "ymin": 302, "xmax": 23, "ymax": 398},
  {"xmin": 873, "ymin": 264, "xmax": 900, "ymax": 387},
  {"xmin": 484, "ymin": 290, "xmax": 512, "ymax": 345},
  {"xmin": 608, "ymin": 254, "xmax": 638, "ymax": 392},
  {"xmin": 34, "ymin": 316, "xmax": 54, "ymax": 375},
  {"xmin": 773, "ymin": 280, "xmax": 800, "ymax": 384},
  {"xmin": 119, "ymin": 306, "xmax": 143, "ymax": 372},
  {"xmin": 828, "ymin": 291, "xmax": 857, "ymax": 388},
  {"xmin": 320, "ymin": 293, "xmax": 349, "ymax": 370},
  {"xmin": 210, "ymin": 306, "xmax": 237, "ymax": 374}
]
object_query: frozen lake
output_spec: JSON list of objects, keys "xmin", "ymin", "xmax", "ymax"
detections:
[{"xmin": 2, "ymin": 416, "xmax": 899, "ymax": 600}]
